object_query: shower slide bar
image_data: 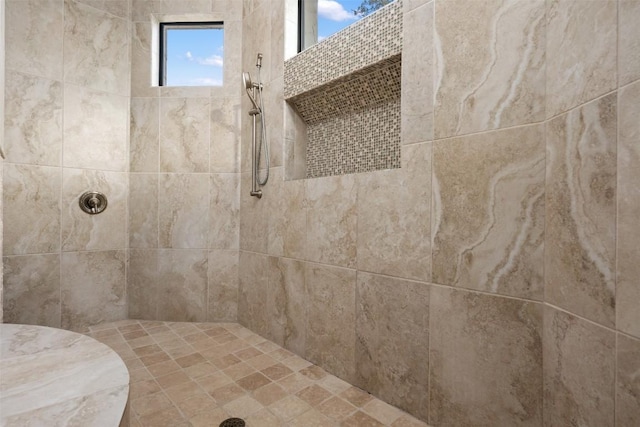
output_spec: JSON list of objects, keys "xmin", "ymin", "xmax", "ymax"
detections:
[{"xmin": 243, "ymin": 53, "xmax": 269, "ymax": 199}]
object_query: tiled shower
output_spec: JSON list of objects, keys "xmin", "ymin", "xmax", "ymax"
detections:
[{"xmin": 2, "ymin": 0, "xmax": 639, "ymax": 426}]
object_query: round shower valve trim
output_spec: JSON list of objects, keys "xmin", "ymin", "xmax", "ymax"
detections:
[{"xmin": 79, "ymin": 191, "xmax": 108, "ymax": 215}]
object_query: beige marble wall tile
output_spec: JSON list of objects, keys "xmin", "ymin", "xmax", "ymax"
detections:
[
  {"xmin": 430, "ymin": 286, "xmax": 543, "ymax": 426},
  {"xmin": 131, "ymin": 0, "xmax": 213, "ymax": 22},
  {"xmin": 61, "ymin": 168, "xmax": 128, "ymax": 251},
  {"xmin": 239, "ymin": 172, "xmax": 268, "ymax": 253},
  {"xmin": 158, "ymin": 173, "xmax": 209, "ymax": 248},
  {"xmin": 215, "ymin": 20, "xmax": 243, "ymax": 98},
  {"xmin": 210, "ymin": 98, "xmax": 241, "ymax": 173},
  {"xmin": 3, "ymin": 254, "xmax": 61, "ymax": 327},
  {"xmin": 211, "ymin": 0, "xmax": 242, "ymax": 19},
  {"xmin": 617, "ymin": 81, "xmax": 640, "ymax": 338},
  {"xmin": 355, "ymin": 273, "xmax": 429, "ymax": 422},
  {"xmin": 128, "ymin": 249, "xmax": 159, "ymax": 320},
  {"xmin": 305, "ymin": 263, "xmax": 356, "ymax": 383},
  {"xmin": 617, "ymin": 334, "xmax": 640, "ymax": 427},
  {"xmin": 545, "ymin": 94, "xmax": 616, "ymax": 328},
  {"xmin": 76, "ymin": 0, "xmax": 129, "ymax": 17},
  {"xmin": 64, "ymin": 0, "xmax": 130, "ymax": 96},
  {"xmin": 404, "ymin": 0, "xmax": 430, "ymax": 13},
  {"xmin": 238, "ymin": 251, "xmax": 269, "ymax": 337},
  {"xmin": 63, "ymin": 85, "xmax": 128, "ymax": 172},
  {"xmin": 546, "ymin": 0, "xmax": 617, "ymax": 117},
  {"xmin": 267, "ymin": 167, "xmax": 306, "ymax": 259},
  {"xmin": 131, "ymin": 22, "xmax": 159, "ymax": 97},
  {"xmin": 434, "ymin": 0, "xmax": 545, "ymax": 139},
  {"xmin": 207, "ymin": 249, "xmax": 238, "ymax": 322},
  {"xmin": 543, "ymin": 305, "xmax": 615, "ymax": 427},
  {"xmin": 160, "ymin": 98, "xmax": 210, "ymax": 173},
  {"xmin": 432, "ymin": 125, "xmax": 545, "ymax": 299},
  {"xmin": 267, "ymin": 257, "xmax": 307, "ymax": 355},
  {"xmin": 306, "ymin": 175, "xmax": 357, "ymax": 268},
  {"xmin": 209, "ymin": 173, "xmax": 240, "ymax": 250},
  {"xmin": 4, "ymin": 71, "xmax": 63, "ymax": 166},
  {"xmin": 61, "ymin": 250, "xmax": 127, "ymax": 330},
  {"xmin": 402, "ymin": 1, "xmax": 433, "ymax": 145},
  {"xmin": 5, "ymin": 0, "xmax": 63, "ymax": 80},
  {"xmin": 264, "ymin": 77, "xmax": 284, "ymax": 168},
  {"xmin": 130, "ymin": 97, "xmax": 159, "ymax": 173},
  {"xmin": 129, "ymin": 173, "xmax": 158, "ymax": 248},
  {"xmin": 4, "ymin": 164, "xmax": 61, "ymax": 255},
  {"xmin": 357, "ymin": 143, "xmax": 431, "ymax": 281},
  {"xmin": 620, "ymin": 0, "xmax": 640, "ymax": 86},
  {"xmin": 157, "ymin": 249, "xmax": 208, "ymax": 322},
  {"xmin": 270, "ymin": 4, "xmax": 285, "ymax": 81}
]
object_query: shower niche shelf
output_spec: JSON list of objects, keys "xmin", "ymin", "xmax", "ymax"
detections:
[{"xmin": 283, "ymin": 0, "xmax": 402, "ymax": 181}]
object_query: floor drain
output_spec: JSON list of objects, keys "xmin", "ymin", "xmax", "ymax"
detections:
[{"xmin": 219, "ymin": 418, "xmax": 246, "ymax": 427}]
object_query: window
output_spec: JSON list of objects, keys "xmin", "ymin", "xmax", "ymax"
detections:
[
  {"xmin": 297, "ymin": 0, "xmax": 393, "ymax": 52},
  {"xmin": 159, "ymin": 22, "xmax": 224, "ymax": 86}
]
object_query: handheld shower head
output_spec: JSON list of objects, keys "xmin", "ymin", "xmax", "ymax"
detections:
[
  {"xmin": 242, "ymin": 72, "xmax": 252, "ymax": 90},
  {"xmin": 242, "ymin": 71, "xmax": 260, "ymax": 112}
]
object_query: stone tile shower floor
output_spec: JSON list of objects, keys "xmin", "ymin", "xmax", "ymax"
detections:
[{"xmin": 86, "ymin": 320, "xmax": 431, "ymax": 427}]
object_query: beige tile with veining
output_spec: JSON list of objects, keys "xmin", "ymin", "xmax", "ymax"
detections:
[
  {"xmin": 543, "ymin": 305, "xmax": 615, "ymax": 427},
  {"xmin": 620, "ymin": 0, "xmax": 640, "ymax": 86},
  {"xmin": 267, "ymin": 167, "xmax": 306, "ymax": 259},
  {"xmin": 64, "ymin": 0, "xmax": 130, "ymax": 95},
  {"xmin": 209, "ymin": 173, "xmax": 239, "ymax": 250},
  {"xmin": 3, "ymin": 254, "xmax": 61, "ymax": 327},
  {"xmin": 61, "ymin": 168, "xmax": 128, "ymax": 251},
  {"xmin": 5, "ymin": 0, "xmax": 63, "ymax": 80},
  {"xmin": 129, "ymin": 174, "xmax": 158, "ymax": 248},
  {"xmin": 267, "ymin": 257, "xmax": 307, "ymax": 355},
  {"xmin": 75, "ymin": 0, "xmax": 129, "ymax": 17},
  {"xmin": 402, "ymin": 1, "xmax": 433, "ymax": 144},
  {"xmin": 357, "ymin": 143, "xmax": 431, "ymax": 281},
  {"xmin": 546, "ymin": 0, "xmax": 616, "ymax": 117},
  {"xmin": 4, "ymin": 71, "xmax": 63, "ymax": 166},
  {"xmin": 617, "ymin": 334, "xmax": 640, "ymax": 427},
  {"xmin": 305, "ymin": 263, "xmax": 356, "ymax": 383},
  {"xmin": 306, "ymin": 175, "xmax": 357, "ymax": 268},
  {"xmin": 63, "ymin": 85, "xmax": 128, "ymax": 171},
  {"xmin": 545, "ymin": 94, "xmax": 617, "ymax": 328},
  {"xmin": 432, "ymin": 125, "xmax": 545, "ymax": 299},
  {"xmin": 131, "ymin": 22, "xmax": 158, "ymax": 98},
  {"xmin": 355, "ymin": 272, "xmax": 429, "ymax": 422},
  {"xmin": 160, "ymin": 98, "xmax": 210, "ymax": 173},
  {"xmin": 158, "ymin": 173, "xmax": 209, "ymax": 249},
  {"xmin": 4, "ymin": 164, "xmax": 61, "ymax": 255},
  {"xmin": 128, "ymin": 249, "xmax": 159, "ymax": 320},
  {"xmin": 210, "ymin": 98, "xmax": 241, "ymax": 173},
  {"xmin": 130, "ymin": 97, "xmax": 160, "ymax": 173},
  {"xmin": 617, "ymin": 81, "xmax": 640, "ymax": 338},
  {"xmin": 157, "ymin": 249, "xmax": 208, "ymax": 322},
  {"xmin": 238, "ymin": 251, "xmax": 269, "ymax": 337},
  {"xmin": 207, "ymin": 249, "xmax": 239, "ymax": 322},
  {"xmin": 430, "ymin": 286, "xmax": 543, "ymax": 427},
  {"xmin": 61, "ymin": 250, "xmax": 127, "ymax": 330},
  {"xmin": 434, "ymin": 0, "xmax": 545, "ymax": 138}
]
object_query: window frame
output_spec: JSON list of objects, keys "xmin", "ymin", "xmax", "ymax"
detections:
[{"xmin": 158, "ymin": 21, "xmax": 224, "ymax": 87}]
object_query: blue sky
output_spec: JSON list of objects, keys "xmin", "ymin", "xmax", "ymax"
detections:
[
  {"xmin": 165, "ymin": 1, "xmax": 366, "ymax": 86},
  {"xmin": 165, "ymin": 27, "xmax": 224, "ymax": 86}
]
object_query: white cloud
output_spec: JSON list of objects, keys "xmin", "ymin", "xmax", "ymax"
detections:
[
  {"xmin": 185, "ymin": 51, "xmax": 223, "ymax": 67},
  {"xmin": 197, "ymin": 54, "xmax": 223, "ymax": 67},
  {"xmin": 318, "ymin": 0, "xmax": 356, "ymax": 22}
]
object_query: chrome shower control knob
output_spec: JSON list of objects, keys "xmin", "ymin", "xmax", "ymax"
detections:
[{"xmin": 79, "ymin": 191, "xmax": 108, "ymax": 215}]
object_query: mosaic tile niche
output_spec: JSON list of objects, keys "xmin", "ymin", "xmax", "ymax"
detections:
[{"xmin": 284, "ymin": 1, "xmax": 402, "ymax": 179}]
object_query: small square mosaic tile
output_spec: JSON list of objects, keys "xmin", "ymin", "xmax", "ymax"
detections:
[{"xmin": 86, "ymin": 320, "xmax": 431, "ymax": 426}]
